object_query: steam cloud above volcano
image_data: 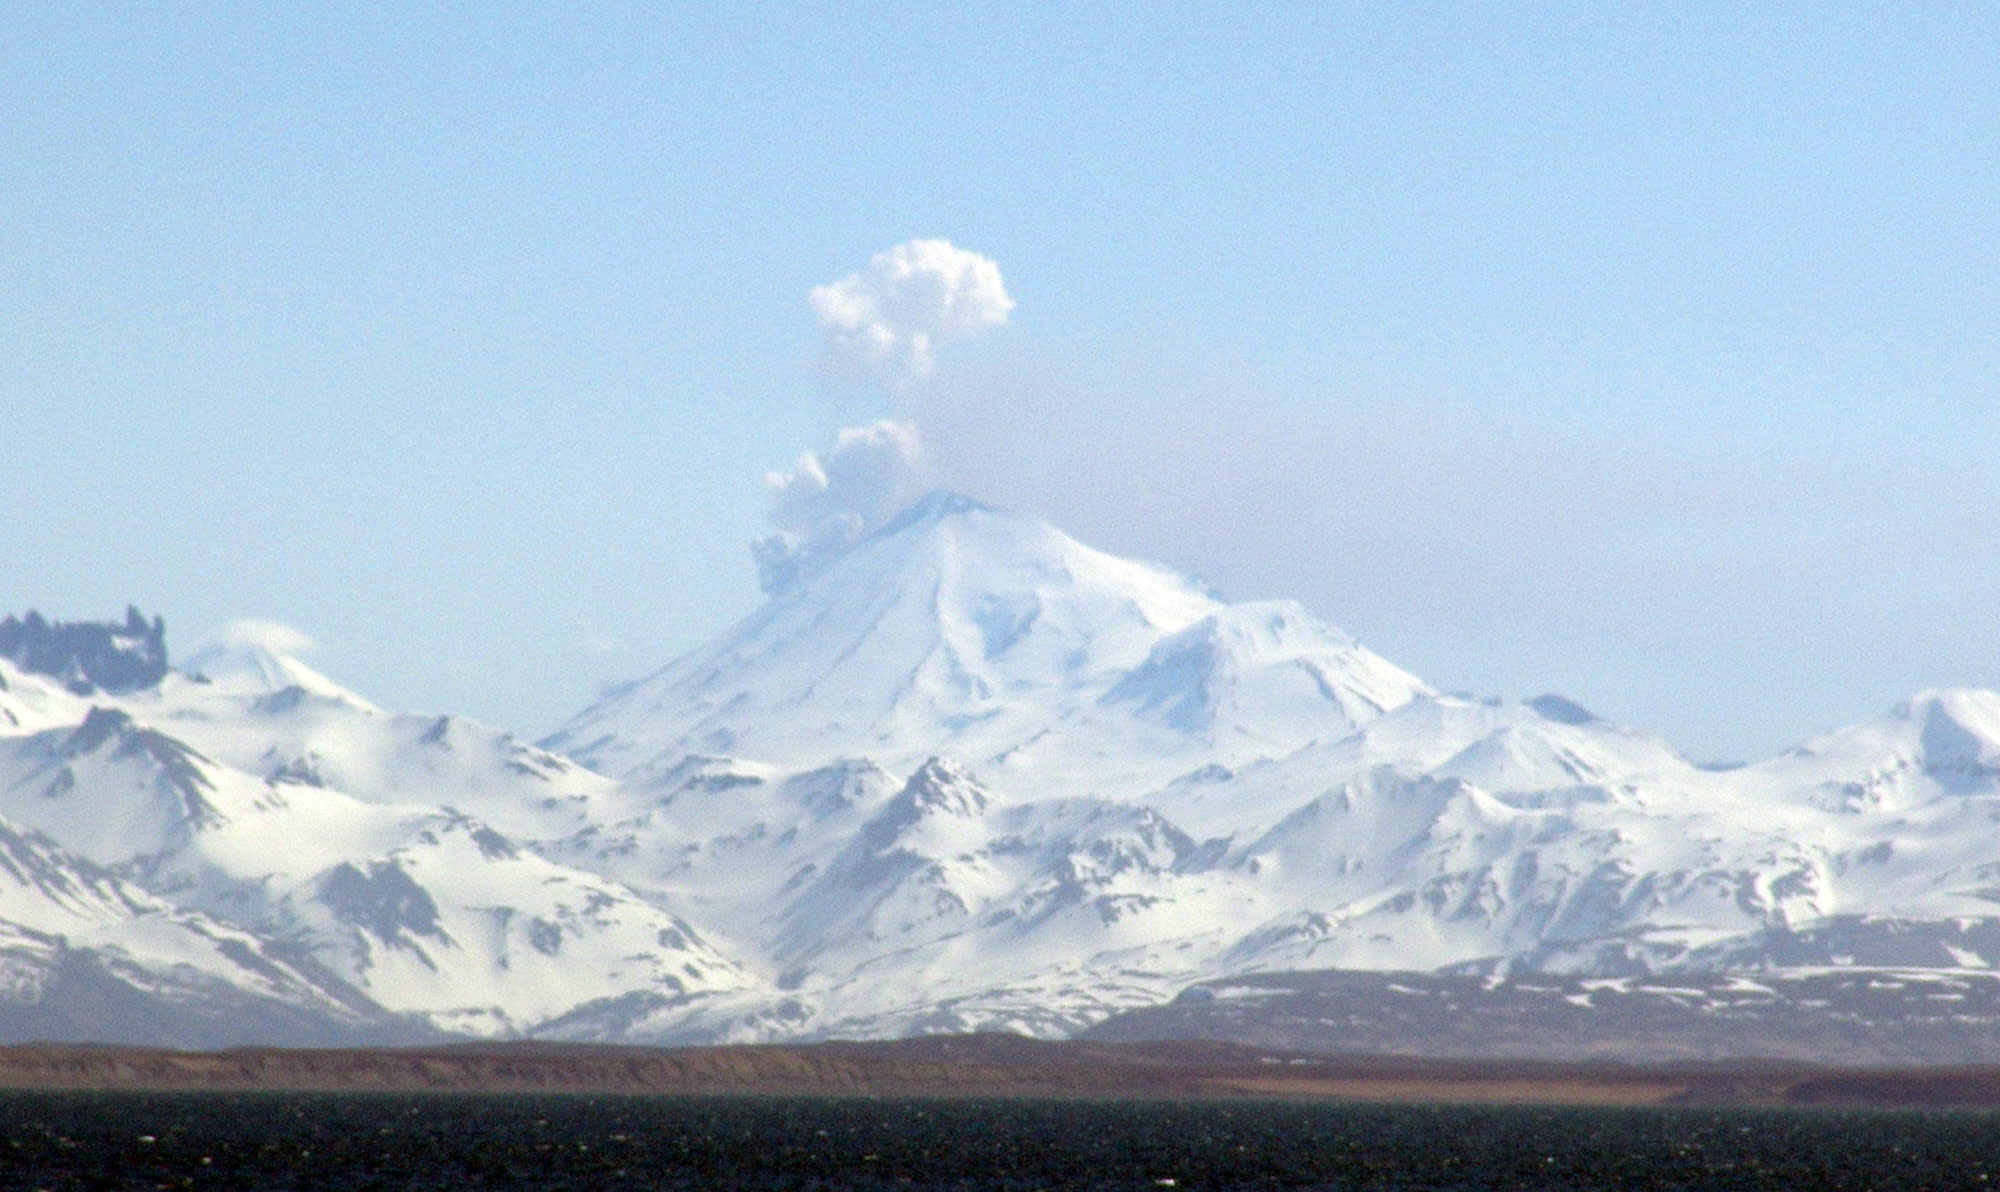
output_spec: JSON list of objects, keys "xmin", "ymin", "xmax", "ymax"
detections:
[
  {"xmin": 754, "ymin": 241, "xmax": 1013, "ymax": 595},
  {"xmin": 810, "ymin": 239, "xmax": 1013, "ymax": 389},
  {"xmin": 754, "ymin": 420, "xmax": 931, "ymax": 595}
]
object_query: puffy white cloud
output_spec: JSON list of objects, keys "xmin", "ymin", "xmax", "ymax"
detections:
[
  {"xmin": 810, "ymin": 239, "xmax": 1013, "ymax": 389},
  {"xmin": 754, "ymin": 421, "xmax": 931, "ymax": 594}
]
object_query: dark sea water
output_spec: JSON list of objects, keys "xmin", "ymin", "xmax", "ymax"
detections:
[{"xmin": 2, "ymin": 1092, "xmax": 1996, "ymax": 1190}]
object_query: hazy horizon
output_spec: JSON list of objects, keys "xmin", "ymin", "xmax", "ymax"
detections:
[{"xmin": 5, "ymin": 6, "xmax": 1995, "ymax": 763}]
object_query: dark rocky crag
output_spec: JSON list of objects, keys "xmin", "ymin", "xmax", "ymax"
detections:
[{"xmin": 0, "ymin": 606, "xmax": 167, "ymax": 694}]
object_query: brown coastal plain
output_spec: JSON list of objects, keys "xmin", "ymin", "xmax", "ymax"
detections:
[{"xmin": 4, "ymin": 1035, "xmax": 2000, "ymax": 1108}]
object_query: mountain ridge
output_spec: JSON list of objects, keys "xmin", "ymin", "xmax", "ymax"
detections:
[{"xmin": 8, "ymin": 493, "xmax": 2000, "ymax": 1058}]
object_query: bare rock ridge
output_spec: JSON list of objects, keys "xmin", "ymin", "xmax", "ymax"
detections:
[{"xmin": 9, "ymin": 494, "xmax": 2000, "ymax": 1060}]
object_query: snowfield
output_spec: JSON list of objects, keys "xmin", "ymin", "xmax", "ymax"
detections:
[{"xmin": 8, "ymin": 495, "xmax": 2000, "ymax": 1050}]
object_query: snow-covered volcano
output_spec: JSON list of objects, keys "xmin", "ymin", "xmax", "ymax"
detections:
[
  {"xmin": 530, "ymin": 491, "xmax": 2000, "ymax": 1042},
  {"xmin": 548, "ymin": 491, "xmax": 1428, "ymax": 799},
  {"xmin": 10, "ymin": 494, "xmax": 2000, "ymax": 1056}
]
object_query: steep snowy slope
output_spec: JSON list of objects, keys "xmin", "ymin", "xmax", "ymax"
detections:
[
  {"xmin": 524, "ymin": 494, "xmax": 1438, "ymax": 1037},
  {"xmin": 0, "ymin": 634, "xmax": 764, "ymax": 1041},
  {"xmin": 0, "ymin": 808, "xmax": 406, "ymax": 1046},
  {"xmin": 546, "ymin": 493, "xmax": 1428, "ymax": 801},
  {"xmin": 1744, "ymin": 688, "xmax": 2000, "ymax": 810},
  {"xmin": 1191, "ymin": 688, "xmax": 2000, "ymax": 981},
  {"xmin": 178, "ymin": 629, "xmax": 377, "ymax": 708},
  {"xmin": 0, "ymin": 657, "xmax": 93, "ymax": 734}
]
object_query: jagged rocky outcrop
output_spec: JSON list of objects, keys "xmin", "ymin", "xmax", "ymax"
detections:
[{"xmin": 0, "ymin": 607, "xmax": 166, "ymax": 694}]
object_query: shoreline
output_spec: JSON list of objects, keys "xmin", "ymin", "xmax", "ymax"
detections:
[{"xmin": 3, "ymin": 1036, "xmax": 1998, "ymax": 1108}]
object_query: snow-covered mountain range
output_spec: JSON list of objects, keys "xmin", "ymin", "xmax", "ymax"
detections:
[{"xmin": 8, "ymin": 495, "xmax": 2000, "ymax": 1056}]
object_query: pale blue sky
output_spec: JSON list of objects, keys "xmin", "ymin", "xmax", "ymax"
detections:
[{"xmin": 3, "ymin": 4, "xmax": 1995, "ymax": 761}]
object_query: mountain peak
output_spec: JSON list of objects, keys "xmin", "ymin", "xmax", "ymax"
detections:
[
  {"xmin": 179, "ymin": 623, "xmax": 373, "ymax": 709},
  {"xmin": 550, "ymin": 493, "xmax": 1225, "ymax": 775},
  {"xmin": 757, "ymin": 490, "xmax": 1002, "ymax": 598},
  {"xmin": 871, "ymin": 490, "xmax": 992, "ymax": 538},
  {"xmin": 1898, "ymin": 689, "xmax": 2000, "ymax": 776},
  {"xmin": 901, "ymin": 756, "xmax": 987, "ymax": 815},
  {"xmin": 547, "ymin": 490, "xmax": 1431, "ymax": 804},
  {"xmin": 860, "ymin": 756, "xmax": 991, "ymax": 854},
  {"xmin": 1526, "ymin": 694, "xmax": 1599, "ymax": 726},
  {"xmin": 1102, "ymin": 599, "xmax": 1427, "ymax": 741}
]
